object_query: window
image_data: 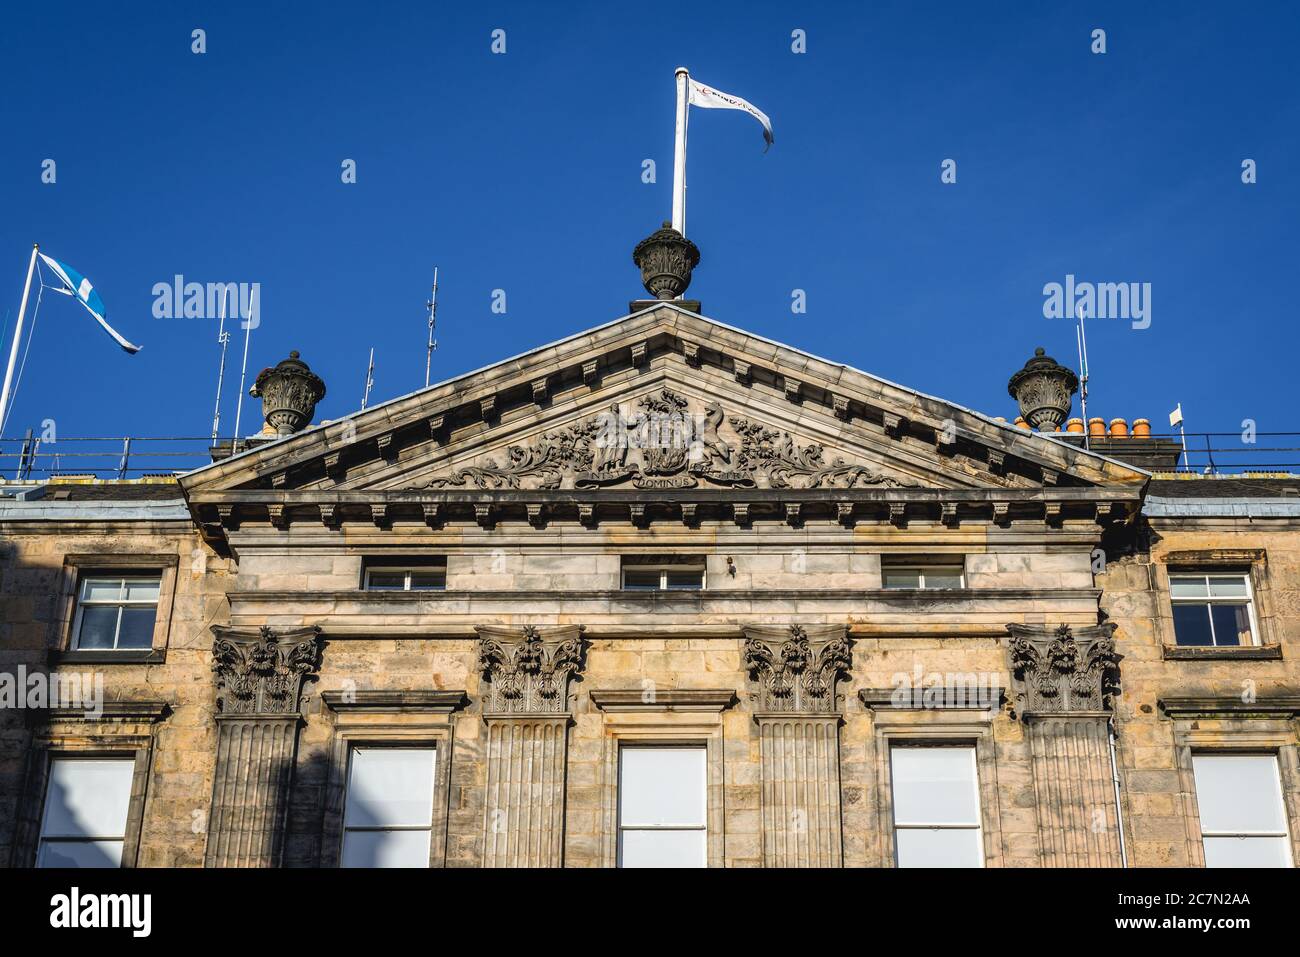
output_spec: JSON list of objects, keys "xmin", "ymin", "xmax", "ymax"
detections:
[
  {"xmin": 617, "ymin": 746, "xmax": 707, "ymax": 867},
  {"xmin": 882, "ymin": 564, "xmax": 965, "ymax": 590},
  {"xmin": 1192, "ymin": 754, "xmax": 1292, "ymax": 867},
  {"xmin": 621, "ymin": 562, "xmax": 705, "ymax": 591},
  {"xmin": 37, "ymin": 758, "xmax": 134, "ymax": 868},
  {"xmin": 363, "ymin": 565, "xmax": 446, "ymax": 591},
  {"xmin": 341, "ymin": 748, "xmax": 437, "ymax": 867},
  {"xmin": 71, "ymin": 574, "xmax": 160, "ymax": 650},
  {"xmin": 890, "ymin": 746, "xmax": 983, "ymax": 867},
  {"xmin": 1170, "ymin": 573, "xmax": 1257, "ymax": 647}
]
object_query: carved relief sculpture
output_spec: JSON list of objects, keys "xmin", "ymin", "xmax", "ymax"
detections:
[
  {"xmin": 1005, "ymin": 622, "xmax": 1122, "ymax": 715},
  {"xmin": 211, "ymin": 625, "xmax": 323, "ymax": 715},
  {"xmin": 476, "ymin": 625, "xmax": 586, "ymax": 714},
  {"xmin": 743, "ymin": 624, "xmax": 853, "ymax": 713},
  {"xmin": 415, "ymin": 388, "xmax": 917, "ymax": 492}
]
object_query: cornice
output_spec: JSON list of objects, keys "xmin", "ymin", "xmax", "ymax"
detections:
[
  {"xmin": 589, "ymin": 688, "xmax": 736, "ymax": 712},
  {"xmin": 1158, "ymin": 695, "xmax": 1300, "ymax": 718}
]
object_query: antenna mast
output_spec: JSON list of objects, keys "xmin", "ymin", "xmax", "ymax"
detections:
[
  {"xmin": 425, "ymin": 267, "xmax": 439, "ymax": 388},
  {"xmin": 232, "ymin": 285, "xmax": 257, "ymax": 446},
  {"xmin": 210, "ymin": 288, "xmax": 231, "ymax": 443},
  {"xmin": 1075, "ymin": 303, "xmax": 1090, "ymax": 450},
  {"xmin": 361, "ymin": 347, "xmax": 375, "ymax": 410}
]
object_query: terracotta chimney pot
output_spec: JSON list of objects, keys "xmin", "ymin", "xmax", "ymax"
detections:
[
  {"xmin": 1108, "ymin": 418, "xmax": 1129, "ymax": 438},
  {"xmin": 1132, "ymin": 418, "xmax": 1151, "ymax": 438},
  {"xmin": 1087, "ymin": 417, "xmax": 1106, "ymax": 437},
  {"xmin": 1065, "ymin": 417, "xmax": 1085, "ymax": 434}
]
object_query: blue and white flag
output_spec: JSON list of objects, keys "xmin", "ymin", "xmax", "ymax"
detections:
[{"xmin": 38, "ymin": 253, "xmax": 142, "ymax": 353}]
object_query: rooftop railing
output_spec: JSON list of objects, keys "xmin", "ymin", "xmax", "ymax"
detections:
[{"xmin": 0, "ymin": 432, "xmax": 1297, "ymax": 482}]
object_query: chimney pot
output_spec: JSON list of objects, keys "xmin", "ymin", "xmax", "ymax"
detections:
[
  {"xmin": 1108, "ymin": 417, "xmax": 1129, "ymax": 438},
  {"xmin": 1132, "ymin": 418, "xmax": 1151, "ymax": 438},
  {"xmin": 1087, "ymin": 417, "xmax": 1107, "ymax": 437},
  {"xmin": 1065, "ymin": 417, "xmax": 1084, "ymax": 434}
]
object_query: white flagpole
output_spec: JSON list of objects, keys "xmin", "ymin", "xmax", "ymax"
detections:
[
  {"xmin": 671, "ymin": 67, "xmax": 689, "ymax": 236},
  {"xmin": 210, "ymin": 287, "xmax": 231, "ymax": 443},
  {"xmin": 232, "ymin": 285, "xmax": 256, "ymax": 444},
  {"xmin": 0, "ymin": 244, "xmax": 40, "ymax": 435}
]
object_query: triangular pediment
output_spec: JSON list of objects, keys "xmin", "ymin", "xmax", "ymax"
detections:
[{"xmin": 180, "ymin": 306, "xmax": 1147, "ymax": 525}]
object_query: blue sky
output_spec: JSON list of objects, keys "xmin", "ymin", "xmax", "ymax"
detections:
[{"xmin": 1, "ymin": 0, "xmax": 1297, "ymax": 452}]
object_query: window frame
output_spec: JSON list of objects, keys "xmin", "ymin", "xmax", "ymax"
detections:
[
  {"xmin": 620, "ymin": 562, "xmax": 707, "ymax": 591},
  {"xmin": 55, "ymin": 554, "xmax": 179, "ymax": 663},
  {"xmin": 880, "ymin": 563, "xmax": 966, "ymax": 590},
  {"xmin": 70, "ymin": 573, "xmax": 163, "ymax": 652},
  {"xmin": 591, "ymin": 690, "xmax": 733, "ymax": 868},
  {"xmin": 867, "ymin": 706, "xmax": 1003, "ymax": 868},
  {"xmin": 1167, "ymin": 571, "xmax": 1260, "ymax": 648},
  {"xmin": 320, "ymin": 692, "xmax": 462, "ymax": 869},
  {"xmin": 338, "ymin": 745, "xmax": 439, "ymax": 868},
  {"xmin": 13, "ymin": 704, "xmax": 165, "ymax": 869},
  {"xmin": 888, "ymin": 743, "xmax": 985, "ymax": 867},
  {"xmin": 616, "ymin": 744, "xmax": 708, "ymax": 868},
  {"xmin": 1165, "ymin": 701, "xmax": 1300, "ymax": 868},
  {"xmin": 361, "ymin": 565, "xmax": 448, "ymax": 592},
  {"xmin": 35, "ymin": 756, "xmax": 137, "ymax": 868},
  {"xmin": 1191, "ymin": 752, "xmax": 1294, "ymax": 867}
]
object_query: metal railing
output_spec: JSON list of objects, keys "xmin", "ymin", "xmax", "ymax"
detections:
[
  {"xmin": 0, "ymin": 433, "xmax": 220, "ymax": 481},
  {"xmin": 1, "ymin": 431, "xmax": 1299, "ymax": 482},
  {"xmin": 1086, "ymin": 432, "xmax": 1300, "ymax": 475}
]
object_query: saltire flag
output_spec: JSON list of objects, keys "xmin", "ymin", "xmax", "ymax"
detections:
[
  {"xmin": 37, "ymin": 253, "xmax": 142, "ymax": 353},
  {"xmin": 687, "ymin": 78, "xmax": 774, "ymax": 151}
]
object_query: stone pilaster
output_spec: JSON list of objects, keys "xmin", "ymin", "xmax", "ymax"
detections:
[
  {"xmin": 1007, "ymin": 623, "xmax": 1125, "ymax": 867},
  {"xmin": 743, "ymin": 624, "xmax": 852, "ymax": 867},
  {"xmin": 476, "ymin": 624, "xmax": 584, "ymax": 867},
  {"xmin": 205, "ymin": 625, "xmax": 322, "ymax": 868}
]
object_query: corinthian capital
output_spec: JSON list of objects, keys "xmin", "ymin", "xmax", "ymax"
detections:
[
  {"xmin": 475, "ymin": 625, "xmax": 585, "ymax": 715},
  {"xmin": 743, "ymin": 624, "xmax": 852, "ymax": 714},
  {"xmin": 211, "ymin": 625, "xmax": 323, "ymax": 716},
  {"xmin": 1005, "ymin": 622, "xmax": 1122, "ymax": 716}
]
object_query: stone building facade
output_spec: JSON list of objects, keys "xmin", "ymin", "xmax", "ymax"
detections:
[{"xmin": 1, "ymin": 301, "xmax": 1297, "ymax": 868}]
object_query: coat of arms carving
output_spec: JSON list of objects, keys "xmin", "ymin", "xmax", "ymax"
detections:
[{"xmin": 414, "ymin": 388, "xmax": 915, "ymax": 492}]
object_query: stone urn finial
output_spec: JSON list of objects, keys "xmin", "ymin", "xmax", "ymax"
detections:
[
  {"xmin": 250, "ymin": 350, "xmax": 327, "ymax": 436},
  {"xmin": 632, "ymin": 221, "xmax": 701, "ymax": 300},
  {"xmin": 1007, "ymin": 347, "xmax": 1079, "ymax": 431}
]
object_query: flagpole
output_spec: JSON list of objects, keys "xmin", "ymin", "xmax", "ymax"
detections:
[
  {"xmin": 0, "ymin": 244, "xmax": 39, "ymax": 436},
  {"xmin": 671, "ymin": 67, "xmax": 689, "ymax": 236},
  {"xmin": 232, "ymin": 285, "xmax": 256, "ymax": 445}
]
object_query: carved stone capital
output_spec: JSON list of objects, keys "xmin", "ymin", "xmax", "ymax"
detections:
[
  {"xmin": 1005, "ymin": 622, "xmax": 1122, "ymax": 716},
  {"xmin": 742, "ymin": 624, "xmax": 852, "ymax": 714},
  {"xmin": 211, "ymin": 625, "xmax": 323, "ymax": 716},
  {"xmin": 476, "ymin": 624, "xmax": 586, "ymax": 715}
]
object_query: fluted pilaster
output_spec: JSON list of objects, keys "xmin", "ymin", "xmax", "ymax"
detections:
[
  {"xmin": 744, "ymin": 624, "xmax": 851, "ymax": 868},
  {"xmin": 476, "ymin": 624, "xmax": 584, "ymax": 868},
  {"xmin": 205, "ymin": 625, "xmax": 321, "ymax": 868}
]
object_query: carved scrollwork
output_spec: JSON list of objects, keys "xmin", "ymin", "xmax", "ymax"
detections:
[
  {"xmin": 1006, "ymin": 623, "xmax": 1122, "ymax": 716},
  {"xmin": 211, "ymin": 625, "xmax": 323, "ymax": 715},
  {"xmin": 476, "ymin": 625, "xmax": 586, "ymax": 714},
  {"xmin": 731, "ymin": 419, "xmax": 913, "ymax": 489},
  {"xmin": 743, "ymin": 624, "xmax": 852, "ymax": 714},
  {"xmin": 414, "ymin": 388, "xmax": 916, "ymax": 492}
]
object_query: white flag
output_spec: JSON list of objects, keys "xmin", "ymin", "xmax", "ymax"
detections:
[
  {"xmin": 1169, "ymin": 404, "xmax": 1183, "ymax": 428},
  {"xmin": 688, "ymin": 78, "xmax": 773, "ymax": 150}
]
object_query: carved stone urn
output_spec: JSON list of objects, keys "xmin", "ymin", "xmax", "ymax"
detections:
[
  {"xmin": 250, "ymin": 351, "xmax": 327, "ymax": 436},
  {"xmin": 1007, "ymin": 347, "xmax": 1078, "ymax": 431},
  {"xmin": 632, "ymin": 221, "xmax": 701, "ymax": 300}
]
